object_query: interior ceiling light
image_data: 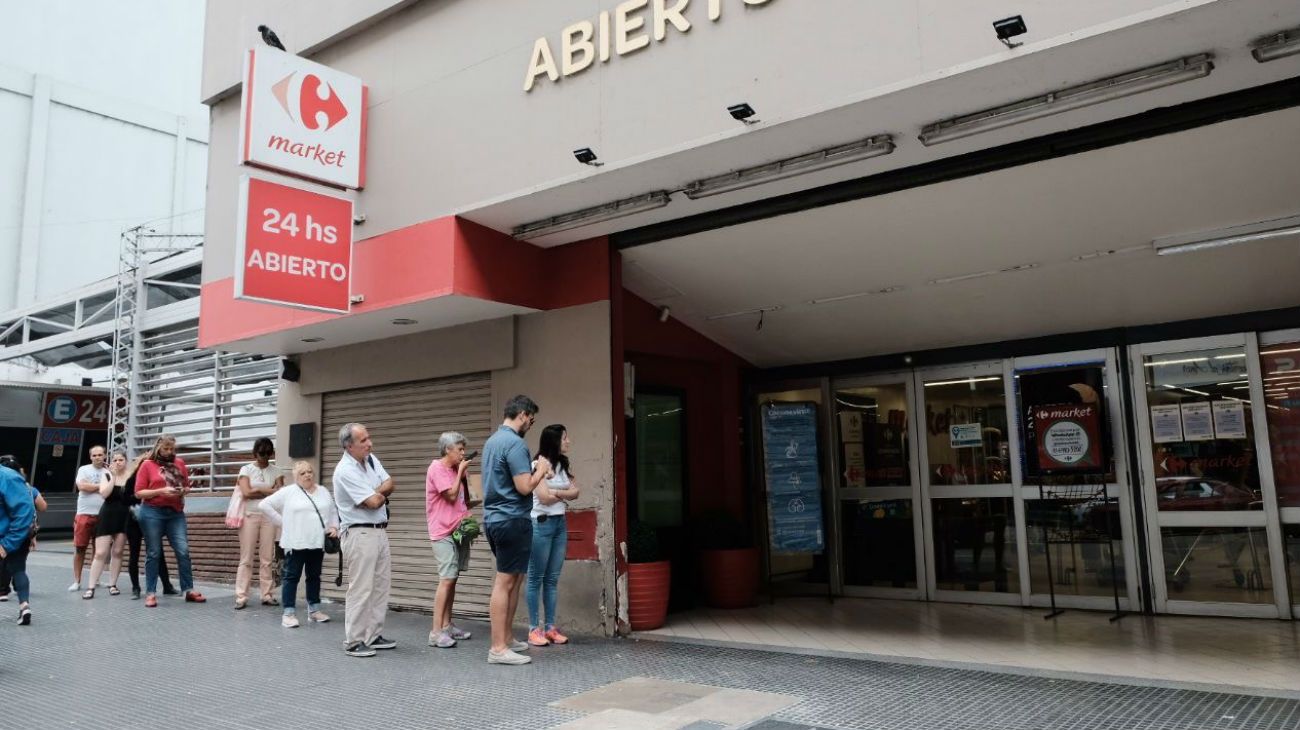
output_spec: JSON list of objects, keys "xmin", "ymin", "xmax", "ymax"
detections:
[
  {"xmin": 391, "ymin": 318, "xmax": 418, "ymax": 326},
  {"xmin": 806, "ymin": 286, "xmax": 904, "ymax": 305},
  {"xmin": 924, "ymin": 376, "xmax": 1001, "ymax": 388},
  {"xmin": 918, "ymin": 54, "xmax": 1213, "ymax": 146},
  {"xmin": 1153, "ymin": 214, "xmax": 1300, "ymax": 256},
  {"xmin": 1252, "ymin": 28, "xmax": 1300, "ymax": 63},
  {"xmin": 513, "ymin": 191, "xmax": 671, "ymax": 240},
  {"xmin": 705, "ymin": 305, "xmax": 782, "ymax": 321},
  {"xmin": 683, "ymin": 135, "xmax": 895, "ymax": 200}
]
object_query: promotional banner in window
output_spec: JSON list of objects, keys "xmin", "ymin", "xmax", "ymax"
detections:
[
  {"xmin": 1031, "ymin": 403, "xmax": 1104, "ymax": 474},
  {"xmin": 761, "ymin": 402, "xmax": 825, "ymax": 554}
]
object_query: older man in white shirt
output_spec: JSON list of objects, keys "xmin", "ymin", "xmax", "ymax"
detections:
[{"xmin": 332, "ymin": 423, "xmax": 396, "ymax": 658}]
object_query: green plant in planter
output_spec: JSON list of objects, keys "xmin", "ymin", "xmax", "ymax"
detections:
[
  {"xmin": 627, "ymin": 519, "xmax": 661, "ymax": 563},
  {"xmin": 693, "ymin": 509, "xmax": 751, "ymax": 551}
]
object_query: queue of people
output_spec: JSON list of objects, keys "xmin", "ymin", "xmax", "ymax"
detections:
[{"xmin": 10, "ymin": 392, "xmax": 577, "ymax": 665}]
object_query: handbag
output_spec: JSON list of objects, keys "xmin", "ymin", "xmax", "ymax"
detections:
[
  {"xmin": 224, "ymin": 488, "xmax": 246, "ymax": 528},
  {"xmin": 301, "ymin": 484, "xmax": 340, "ymax": 554}
]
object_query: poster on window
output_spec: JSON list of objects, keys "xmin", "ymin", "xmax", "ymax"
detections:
[
  {"xmin": 761, "ymin": 402, "xmax": 825, "ymax": 554},
  {"xmin": 1180, "ymin": 401, "xmax": 1214, "ymax": 441},
  {"xmin": 1031, "ymin": 403, "xmax": 1103, "ymax": 474},
  {"xmin": 1211, "ymin": 400, "xmax": 1248, "ymax": 439},
  {"xmin": 1150, "ymin": 404, "xmax": 1184, "ymax": 444}
]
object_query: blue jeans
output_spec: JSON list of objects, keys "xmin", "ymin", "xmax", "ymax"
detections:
[
  {"xmin": 138, "ymin": 505, "xmax": 194, "ymax": 594},
  {"xmin": 282, "ymin": 548, "xmax": 323, "ymax": 613},
  {"xmin": 526, "ymin": 514, "xmax": 567, "ymax": 629}
]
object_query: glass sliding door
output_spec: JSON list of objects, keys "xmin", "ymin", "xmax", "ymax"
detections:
[
  {"xmin": 1012, "ymin": 349, "xmax": 1138, "ymax": 612},
  {"xmin": 1130, "ymin": 334, "xmax": 1290, "ymax": 618},
  {"xmin": 1258, "ymin": 329, "xmax": 1300, "ymax": 617},
  {"xmin": 917, "ymin": 361, "xmax": 1023, "ymax": 604},
  {"xmin": 830, "ymin": 373, "xmax": 923, "ymax": 598}
]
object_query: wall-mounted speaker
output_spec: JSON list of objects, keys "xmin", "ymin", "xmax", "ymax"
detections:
[{"xmin": 288, "ymin": 422, "xmax": 316, "ymax": 458}]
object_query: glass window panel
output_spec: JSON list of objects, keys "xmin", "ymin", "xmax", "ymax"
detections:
[
  {"xmin": 1016, "ymin": 363, "xmax": 1117, "ymax": 485},
  {"xmin": 1143, "ymin": 347, "xmax": 1261, "ymax": 511},
  {"xmin": 1026, "ymin": 495, "xmax": 1126, "ymax": 597},
  {"xmin": 634, "ymin": 393, "xmax": 684, "ymax": 528},
  {"xmin": 840, "ymin": 499, "xmax": 916, "ymax": 588},
  {"xmin": 923, "ymin": 376, "xmax": 1010, "ymax": 485},
  {"xmin": 1260, "ymin": 342, "xmax": 1300, "ymax": 508},
  {"xmin": 1161, "ymin": 526, "xmax": 1273, "ymax": 604},
  {"xmin": 932, "ymin": 497, "xmax": 1018, "ymax": 593},
  {"xmin": 834, "ymin": 383, "xmax": 910, "ymax": 488}
]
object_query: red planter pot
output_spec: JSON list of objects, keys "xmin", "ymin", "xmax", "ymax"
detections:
[
  {"xmin": 627, "ymin": 560, "xmax": 671, "ymax": 631},
  {"xmin": 701, "ymin": 547, "xmax": 759, "ymax": 609}
]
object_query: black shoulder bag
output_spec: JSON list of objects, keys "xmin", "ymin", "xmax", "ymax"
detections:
[{"xmin": 301, "ymin": 484, "xmax": 341, "ymax": 554}]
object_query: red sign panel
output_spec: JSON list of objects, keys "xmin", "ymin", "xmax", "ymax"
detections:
[
  {"xmin": 42, "ymin": 392, "xmax": 108, "ymax": 429},
  {"xmin": 1032, "ymin": 403, "xmax": 1103, "ymax": 473},
  {"xmin": 234, "ymin": 176, "xmax": 354, "ymax": 314}
]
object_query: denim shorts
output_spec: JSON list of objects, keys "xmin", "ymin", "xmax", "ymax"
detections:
[{"xmin": 485, "ymin": 518, "xmax": 532, "ymax": 575}]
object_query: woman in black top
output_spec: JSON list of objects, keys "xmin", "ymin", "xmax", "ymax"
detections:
[{"xmin": 85, "ymin": 451, "xmax": 132, "ymax": 598}]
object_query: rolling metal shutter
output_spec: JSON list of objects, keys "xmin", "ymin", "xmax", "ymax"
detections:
[{"xmin": 321, "ymin": 373, "xmax": 495, "ymax": 618}]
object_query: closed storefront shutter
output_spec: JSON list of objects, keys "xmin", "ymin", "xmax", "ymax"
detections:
[{"xmin": 321, "ymin": 373, "xmax": 496, "ymax": 617}]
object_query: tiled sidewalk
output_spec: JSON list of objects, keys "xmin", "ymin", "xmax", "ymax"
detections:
[{"xmin": 4, "ymin": 551, "xmax": 1299, "ymax": 730}]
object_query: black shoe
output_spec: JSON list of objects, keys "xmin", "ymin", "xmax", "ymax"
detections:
[
  {"xmin": 131, "ymin": 588, "xmax": 141, "ymax": 600},
  {"xmin": 162, "ymin": 586, "xmax": 179, "ymax": 596},
  {"xmin": 367, "ymin": 635, "xmax": 397, "ymax": 650},
  {"xmin": 17, "ymin": 607, "xmax": 31, "ymax": 626},
  {"xmin": 345, "ymin": 642, "xmax": 376, "ymax": 658}
]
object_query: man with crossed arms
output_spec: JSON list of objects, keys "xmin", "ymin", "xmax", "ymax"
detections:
[{"xmin": 332, "ymin": 423, "xmax": 398, "ymax": 658}]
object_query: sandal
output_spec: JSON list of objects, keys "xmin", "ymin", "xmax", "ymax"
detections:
[
  {"xmin": 108, "ymin": 586, "xmax": 121, "ymax": 596},
  {"xmin": 82, "ymin": 588, "xmax": 95, "ymax": 600}
]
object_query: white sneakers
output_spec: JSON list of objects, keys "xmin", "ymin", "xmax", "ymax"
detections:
[
  {"xmin": 67, "ymin": 582, "xmax": 81, "ymax": 592},
  {"xmin": 510, "ymin": 639, "xmax": 530, "ymax": 653},
  {"xmin": 488, "ymin": 648, "xmax": 531, "ymax": 665},
  {"xmin": 282, "ymin": 614, "xmax": 300, "ymax": 628}
]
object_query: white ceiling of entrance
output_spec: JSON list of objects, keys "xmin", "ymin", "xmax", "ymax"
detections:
[
  {"xmin": 461, "ymin": 1, "xmax": 1300, "ymax": 247},
  {"xmin": 621, "ymin": 106, "xmax": 1300, "ymax": 368}
]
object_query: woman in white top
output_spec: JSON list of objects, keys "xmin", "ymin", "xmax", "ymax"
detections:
[
  {"xmin": 234, "ymin": 437, "xmax": 284, "ymax": 609},
  {"xmin": 525, "ymin": 424, "xmax": 580, "ymax": 647},
  {"xmin": 259, "ymin": 461, "xmax": 338, "ymax": 628}
]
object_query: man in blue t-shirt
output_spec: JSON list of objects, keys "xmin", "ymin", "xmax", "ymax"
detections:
[{"xmin": 481, "ymin": 395, "xmax": 551, "ymax": 666}]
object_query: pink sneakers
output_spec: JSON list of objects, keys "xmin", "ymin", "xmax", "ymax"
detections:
[{"xmin": 527, "ymin": 628, "xmax": 550, "ymax": 646}]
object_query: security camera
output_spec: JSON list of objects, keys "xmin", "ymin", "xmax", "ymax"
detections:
[
  {"xmin": 353, "ymin": 214, "xmax": 367, "ymax": 225},
  {"xmin": 573, "ymin": 148, "xmax": 602, "ymax": 166},
  {"xmin": 993, "ymin": 16, "xmax": 1027, "ymax": 48}
]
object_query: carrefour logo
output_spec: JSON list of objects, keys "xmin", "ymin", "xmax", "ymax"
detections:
[{"xmin": 272, "ymin": 72, "xmax": 348, "ymax": 131}]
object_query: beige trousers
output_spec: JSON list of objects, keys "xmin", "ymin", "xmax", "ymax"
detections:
[
  {"xmin": 342, "ymin": 527, "xmax": 391, "ymax": 647},
  {"xmin": 235, "ymin": 509, "xmax": 279, "ymax": 601}
]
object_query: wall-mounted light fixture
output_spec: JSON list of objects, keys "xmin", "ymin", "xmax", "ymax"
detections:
[
  {"xmin": 513, "ymin": 191, "xmax": 672, "ymax": 240},
  {"xmin": 919, "ymin": 55, "xmax": 1213, "ymax": 146},
  {"xmin": 993, "ymin": 15, "xmax": 1027, "ymax": 48},
  {"xmin": 1251, "ymin": 28, "xmax": 1300, "ymax": 63},
  {"xmin": 1153, "ymin": 214, "xmax": 1300, "ymax": 256},
  {"xmin": 727, "ymin": 103, "xmax": 759, "ymax": 125},
  {"xmin": 683, "ymin": 135, "xmax": 895, "ymax": 199},
  {"xmin": 573, "ymin": 147, "xmax": 602, "ymax": 166}
]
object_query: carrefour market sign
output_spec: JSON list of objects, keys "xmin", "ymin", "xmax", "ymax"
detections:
[
  {"xmin": 240, "ymin": 47, "xmax": 368, "ymax": 189},
  {"xmin": 525, "ymin": 0, "xmax": 773, "ymax": 92}
]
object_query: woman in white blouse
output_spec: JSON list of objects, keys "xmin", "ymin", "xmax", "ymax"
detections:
[
  {"xmin": 259, "ymin": 461, "xmax": 338, "ymax": 628},
  {"xmin": 234, "ymin": 437, "xmax": 284, "ymax": 609}
]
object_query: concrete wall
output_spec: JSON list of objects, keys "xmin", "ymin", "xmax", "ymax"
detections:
[
  {"xmin": 276, "ymin": 302, "xmax": 617, "ymax": 634},
  {"xmin": 200, "ymin": 0, "xmax": 1182, "ymax": 281}
]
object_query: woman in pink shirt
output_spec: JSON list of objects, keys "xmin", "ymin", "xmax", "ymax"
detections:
[{"xmin": 425, "ymin": 432, "xmax": 476, "ymax": 648}]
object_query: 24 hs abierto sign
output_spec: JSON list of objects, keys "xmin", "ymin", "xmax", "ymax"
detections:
[
  {"xmin": 1032, "ymin": 403, "xmax": 1103, "ymax": 473},
  {"xmin": 234, "ymin": 176, "xmax": 353, "ymax": 314},
  {"xmin": 240, "ymin": 47, "xmax": 367, "ymax": 189}
]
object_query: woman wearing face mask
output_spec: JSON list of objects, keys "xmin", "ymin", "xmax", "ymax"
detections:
[
  {"xmin": 233, "ymin": 438, "xmax": 284, "ymax": 609},
  {"xmin": 83, "ymin": 451, "xmax": 131, "ymax": 598},
  {"xmin": 134, "ymin": 434, "xmax": 205, "ymax": 608}
]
